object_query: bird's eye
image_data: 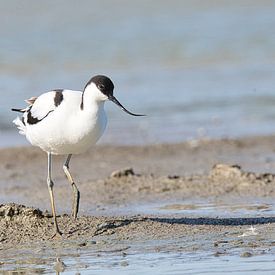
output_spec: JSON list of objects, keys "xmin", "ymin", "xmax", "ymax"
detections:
[{"xmin": 98, "ymin": 84, "xmax": 105, "ymax": 90}]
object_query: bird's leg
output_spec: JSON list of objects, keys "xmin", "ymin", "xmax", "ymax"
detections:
[
  {"xmin": 47, "ymin": 152, "xmax": 62, "ymax": 237},
  {"xmin": 63, "ymin": 154, "xmax": 80, "ymax": 219}
]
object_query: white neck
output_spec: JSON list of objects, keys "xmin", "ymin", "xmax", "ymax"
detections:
[{"xmin": 81, "ymin": 83, "xmax": 108, "ymax": 111}]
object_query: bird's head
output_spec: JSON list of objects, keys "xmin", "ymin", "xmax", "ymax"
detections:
[{"xmin": 84, "ymin": 75, "xmax": 145, "ymax": 116}]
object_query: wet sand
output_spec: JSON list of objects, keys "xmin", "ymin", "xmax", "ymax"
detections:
[{"xmin": 1, "ymin": 136, "xmax": 275, "ymax": 273}]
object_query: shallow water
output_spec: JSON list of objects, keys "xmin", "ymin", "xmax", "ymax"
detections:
[
  {"xmin": 1, "ymin": 199, "xmax": 275, "ymax": 274},
  {"xmin": 156, "ymin": 201, "xmax": 275, "ymax": 218},
  {"xmin": 89, "ymin": 198, "xmax": 275, "ymax": 218},
  {"xmin": 1, "ymin": 0, "xmax": 275, "ymax": 146},
  {"xmin": 3, "ymin": 251, "xmax": 275, "ymax": 274}
]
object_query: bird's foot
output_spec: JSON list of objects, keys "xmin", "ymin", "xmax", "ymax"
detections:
[
  {"xmin": 71, "ymin": 211, "xmax": 78, "ymax": 220},
  {"xmin": 71, "ymin": 206, "xmax": 79, "ymax": 220},
  {"xmin": 71, "ymin": 185, "xmax": 80, "ymax": 219},
  {"xmin": 51, "ymin": 229, "xmax": 63, "ymax": 240}
]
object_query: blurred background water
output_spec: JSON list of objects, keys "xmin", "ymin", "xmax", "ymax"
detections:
[{"xmin": 1, "ymin": 0, "xmax": 275, "ymax": 146}]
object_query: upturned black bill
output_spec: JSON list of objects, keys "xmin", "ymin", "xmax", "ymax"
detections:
[{"xmin": 109, "ymin": 95, "xmax": 145, "ymax": 116}]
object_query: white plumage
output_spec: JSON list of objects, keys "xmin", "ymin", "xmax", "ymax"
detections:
[
  {"xmin": 14, "ymin": 88, "xmax": 107, "ymax": 154},
  {"xmin": 12, "ymin": 75, "xmax": 144, "ymax": 237}
]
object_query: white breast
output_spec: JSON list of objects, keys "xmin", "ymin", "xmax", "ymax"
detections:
[{"xmin": 25, "ymin": 90, "xmax": 107, "ymax": 155}]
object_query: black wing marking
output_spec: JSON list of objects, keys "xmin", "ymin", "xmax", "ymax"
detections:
[
  {"xmin": 13, "ymin": 90, "xmax": 64, "ymax": 125},
  {"xmin": 11, "ymin": 108, "xmax": 25, "ymax": 113},
  {"xmin": 27, "ymin": 108, "xmax": 54, "ymax": 125},
  {"xmin": 53, "ymin": 90, "xmax": 64, "ymax": 107}
]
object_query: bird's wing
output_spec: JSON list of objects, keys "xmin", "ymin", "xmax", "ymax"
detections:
[
  {"xmin": 11, "ymin": 96, "xmax": 38, "ymax": 113},
  {"xmin": 25, "ymin": 96, "xmax": 38, "ymax": 105},
  {"xmin": 24, "ymin": 90, "xmax": 64, "ymax": 125}
]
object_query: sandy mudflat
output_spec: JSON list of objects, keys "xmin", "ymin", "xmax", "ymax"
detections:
[{"xmin": 0, "ymin": 136, "xmax": 275, "ymax": 272}]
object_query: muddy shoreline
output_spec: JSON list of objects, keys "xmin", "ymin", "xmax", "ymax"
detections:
[
  {"xmin": 1, "ymin": 161, "xmax": 275, "ymax": 244},
  {"xmin": 1, "ymin": 136, "xmax": 275, "ymax": 213},
  {"xmin": 1, "ymin": 136, "xmax": 275, "ymax": 272}
]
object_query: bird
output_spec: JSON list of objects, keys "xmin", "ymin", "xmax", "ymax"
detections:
[{"xmin": 11, "ymin": 75, "xmax": 144, "ymax": 237}]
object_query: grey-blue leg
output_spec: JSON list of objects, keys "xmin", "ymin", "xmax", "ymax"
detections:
[
  {"xmin": 47, "ymin": 152, "xmax": 62, "ymax": 236},
  {"xmin": 63, "ymin": 154, "xmax": 80, "ymax": 219}
]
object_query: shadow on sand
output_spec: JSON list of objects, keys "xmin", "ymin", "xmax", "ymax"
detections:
[
  {"xmin": 149, "ymin": 216, "xmax": 275, "ymax": 226},
  {"xmin": 93, "ymin": 216, "xmax": 275, "ymax": 236}
]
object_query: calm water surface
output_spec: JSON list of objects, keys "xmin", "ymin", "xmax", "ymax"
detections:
[{"xmin": 1, "ymin": 0, "xmax": 275, "ymax": 146}]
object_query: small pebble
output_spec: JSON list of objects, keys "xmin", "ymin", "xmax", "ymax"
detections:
[
  {"xmin": 110, "ymin": 168, "xmax": 135, "ymax": 178},
  {"xmin": 240, "ymin": 252, "xmax": 253, "ymax": 258},
  {"xmin": 214, "ymin": 250, "xmax": 226, "ymax": 257},
  {"xmin": 54, "ymin": 258, "xmax": 66, "ymax": 272},
  {"xmin": 120, "ymin": 261, "xmax": 129, "ymax": 267}
]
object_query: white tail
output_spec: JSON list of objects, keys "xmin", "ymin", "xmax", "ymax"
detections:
[{"xmin": 13, "ymin": 117, "xmax": 26, "ymax": 135}]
